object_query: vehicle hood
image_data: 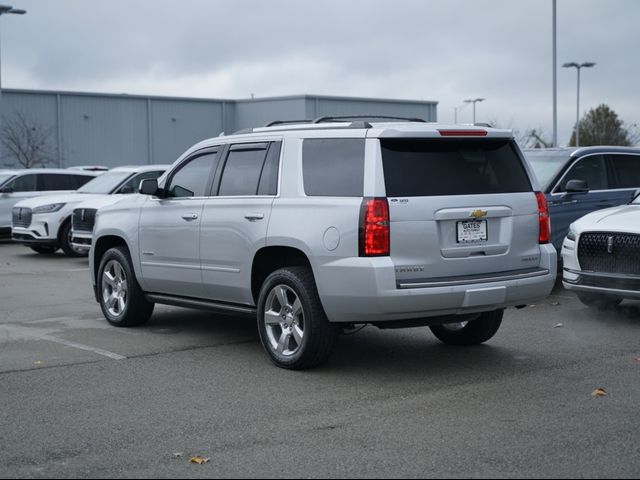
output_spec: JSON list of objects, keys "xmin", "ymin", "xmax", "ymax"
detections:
[
  {"xmin": 575, "ymin": 204, "xmax": 640, "ymax": 234},
  {"xmin": 13, "ymin": 193, "xmax": 103, "ymax": 209},
  {"xmin": 73, "ymin": 194, "xmax": 136, "ymax": 211}
]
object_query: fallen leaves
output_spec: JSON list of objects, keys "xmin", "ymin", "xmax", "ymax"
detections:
[
  {"xmin": 592, "ymin": 388, "xmax": 608, "ymax": 398},
  {"xmin": 189, "ymin": 456, "xmax": 210, "ymax": 465}
]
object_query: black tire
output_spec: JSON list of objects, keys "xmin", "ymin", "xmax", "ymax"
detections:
[
  {"xmin": 30, "ymin": 246, "xmax": 59, "ymax": 255},
  {"xmin": 97, "ymin": 246, "xmax": 154, "ymax": 327},
  {"xmin": 430, "ymin": 310, "xmax": 504, "ymax": 346},
  {"xmin": 59, "ymin": 221, "xmax": 87, "ymax": 258},
  {"xmin": 257, "ymin": 267, "xmax": 338, "ymax": 370},
  {"xmin": 577, "ymin": 292, "xmax": 622, "ymax": 310}
]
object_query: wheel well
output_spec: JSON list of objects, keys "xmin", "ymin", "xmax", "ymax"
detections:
[
  {"xmin": 93, "ymin": 236, "xmax": 129, "ymax": 279},
  {"xmin": 251, "ymin": 247, "xmax": 312, "ymax": 303}
]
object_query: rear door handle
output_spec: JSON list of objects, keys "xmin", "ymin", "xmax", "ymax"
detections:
[
  {"xmin": 244, "ymin": 213, "xmax": 265, "ymax": 221},
  {"xmin": 182, "ymin": 214, "xmax": 199, "ymax": 221}
]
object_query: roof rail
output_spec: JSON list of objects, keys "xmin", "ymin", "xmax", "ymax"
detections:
[
  {"xmin": 264, "ymin": 120, "xmax": 314, "ymax": 127},
  {"xmin": 313, "ymin": 115, "xmax": 426, "ymax": 124}
]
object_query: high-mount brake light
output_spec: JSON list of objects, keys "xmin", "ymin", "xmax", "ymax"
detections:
[
  {"xmin": 536, "ymin": 192, "xmax": 551, "ymax": 244},
  {"xmin": 359, "ymin": 198, "xmax": 390, "ymax": 257},
  {"xmin": 438, "ymin": 129, "xmax": 488, "ymax": 137}
]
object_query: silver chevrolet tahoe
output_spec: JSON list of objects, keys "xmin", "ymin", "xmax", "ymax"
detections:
[{"xmin": 90, "ymin": 117, "xmax": 557, "ymax": 369}]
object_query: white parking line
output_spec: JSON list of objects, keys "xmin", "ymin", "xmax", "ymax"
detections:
[{"xmin": 1, "ymin": 324, "xmax": 126, "ymax": 360}]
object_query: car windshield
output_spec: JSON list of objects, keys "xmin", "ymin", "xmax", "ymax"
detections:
[
  {"xmin": 524, "ymin": 150, "xmax": 571, "ymax": 190},
  {"xmin": 0, "ymin": 173, "xmax": 15, "ymax": 187},
  {"xmin": 77, "ymin": 171, "xmax": 133, "ymax": 194}
]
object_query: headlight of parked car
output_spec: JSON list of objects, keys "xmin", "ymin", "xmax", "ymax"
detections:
[
  {"xmin": 566, "ymin": 224, "xmax": 578, "ymax": 242},
  {"xmin": 33, "ymin": 203, "xmax": 66, "ymax": 214}
]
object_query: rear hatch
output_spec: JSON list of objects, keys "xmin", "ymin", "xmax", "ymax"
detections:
[{"xmin": 380, "ymin": 137, "xmax": 542, "ymax": 286}]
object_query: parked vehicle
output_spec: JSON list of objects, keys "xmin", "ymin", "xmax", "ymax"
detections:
[
  {"xmin": 524, "ymin": 147, "xmax": 640, "ymax": 252},
  {"xmin": 67, "ymin": 166, "xmax": 110, "ymax": 172},
  {"xmin": 90, "ymin": 118, "xmax": 557, "ymax": 370},
  {"xmin": 11, "ymin": 165, "xmax": 168, "ymax": 256},
  {"xmin": 562, "ymin": 194, "xmax": 640, "ymax": 309},
  {"xmin": 0, "ymin": 169, "xmax": 100, "ymax": 237}
]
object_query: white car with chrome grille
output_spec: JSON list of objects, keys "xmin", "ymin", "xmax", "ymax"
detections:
[{"xmin": 562, "ymin": 193, "xmax": 640, "ymax": 308}]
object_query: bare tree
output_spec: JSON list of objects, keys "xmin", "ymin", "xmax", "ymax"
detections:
[
  {"xmin": 0, "ymin": 112, "xmax": 57, "ymax": 168},
  {"xmin": 488, "ymin": 118, "xmax": 552, "ymax": 149}
]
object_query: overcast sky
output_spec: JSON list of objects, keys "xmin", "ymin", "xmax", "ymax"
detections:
[{"xmin": 2, "ymin": 0, "xmax": 639, "ymax": 145}]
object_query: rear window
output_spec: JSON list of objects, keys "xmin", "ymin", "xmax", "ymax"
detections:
[
  {"xmin": 303, "ymin": 139, "xmax": 365, "ymax": 197},
  {"xmin": 381, "ymin": 139, "xmax": 532, "ymax": 197}
]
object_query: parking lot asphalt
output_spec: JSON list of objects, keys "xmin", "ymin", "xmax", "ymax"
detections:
[{"xmin": 1, "ymin": 242, "xmax": 639, "ymax": 479}]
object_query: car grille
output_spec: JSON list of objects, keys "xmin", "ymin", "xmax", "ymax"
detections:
[
  {"xmin": 12, "ymin": 208, "xmax": 32, "ymax": 228},
  {"xmin": 72, "ymin": 208, "xmax": 97, "ymax": 233},
  {"xmin": 578, "ymin": 232, "xmax": 640, "ymax": 275}
]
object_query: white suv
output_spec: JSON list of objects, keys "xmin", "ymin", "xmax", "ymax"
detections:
[
  {"xmin": 0, "ymin": 169, "xmax": 99, "ymax": 237},
  {"xmin": 90, "ymin": 118, "xmax": 557, "ymax": 369},
  {"xmin": 12, "ymin": 165, "xmax": 167, "ymax": 256}
]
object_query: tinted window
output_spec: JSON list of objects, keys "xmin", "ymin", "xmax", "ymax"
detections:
[
  {"xmin": 303, "ymin": 139, "xmax": 365, "ymax": 197},
  {"xmin": 38, "ymin": 174, "xmax": 80, "ymax": 191},
  {"xmin": 118, "ymin": 171, "xmax": 165, "ymax": 194},
  {"xmin": 560, "ymin": 155, "xmax": 609, "ymax": 192},
  {"xmin": 8, "ymin": 174, "xmax": 37, "ymax": 192},
  {"xmin": 257, "ymin": 142, "xmax": 281, "ymax": 196},
  {"xmin": 382, "ymin": 139, "xmax": 532, "ymax": 197},
  {"xmin": 73, "ymin": 175, "xmax": 95, "ymax": 189},
  {"xmin": 168, "ymin": 153, "xmax": 218, "ymax": 198},
  {"xmin": 219, "ymin": 144, "xmax": 269, "ymax": 196},
  {"xmin": 609, "ymin": 154, "xmax": 640, "ymax": 189}
]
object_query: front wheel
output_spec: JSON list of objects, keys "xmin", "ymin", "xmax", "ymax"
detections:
[
  {"xmin": 97, "ymin": 247, "xmax": 154, "ymax": 327},
  {"xmin": 60, "ymin": 221, "xmax": 87, "ymax": 258},
  {"xmin": 257, "ymin": 267, "xmax": 338, "ymax": 370},
  {"xmin": 430, "ymin": 310, "xmax": 504, "ymax": 346},
  {"xmin": 577, "ymin": 293, "xmax": 622, "ymax": 310}
]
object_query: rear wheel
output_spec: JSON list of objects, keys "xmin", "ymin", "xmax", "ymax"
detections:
[
  {"xmin": 97, "ymin": 247, "xmax": 154, "ymax": 327},
  {"xmin": 257, "ymin": 267, "xmax": 338, "ymax": 370},
  {"xmin": 30, "ymin": 246, "xmax": 58, "ymax": 255},
  {"xmin": 430, "ymin": 310, "xmax": 504, "ymax": 346},
  {"xmin": 577, "ymin": 293, "xmax": 622, "ymax": 310},
  {"xmin": 59, "ymin": 221, "xmax": 87, "ymax": 258}
]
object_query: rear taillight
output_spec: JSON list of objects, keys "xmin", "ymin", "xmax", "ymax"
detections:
[
  {"xmin": 359, "ymin": 198, "xmax": 390, "ymax": 257},
  {"xmin": 536, "ymin": 192, "xmax": 551, "ymax": 244}
]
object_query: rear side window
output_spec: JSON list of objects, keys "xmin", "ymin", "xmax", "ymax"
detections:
[
  {"xmin": 218, "ymin": 143, "xmax": 269, "ymax": 196},
  {"xmin": 381, "ymin": 139, "xmax": 532, "ymax": 197},
  {"xmin": 609, "ymin": 154, "xmax": 640, "ymax": 189},
  {"xmin": 303, "ymin": 139, "xmax": 365, "ymax": 197},
  {"xmin": 257, "ymin": 142, "xmax": 281, "ymax": 196},
  {"xmin": 38, "ymin": 174, "xmax": 80, "ymax": 191}
]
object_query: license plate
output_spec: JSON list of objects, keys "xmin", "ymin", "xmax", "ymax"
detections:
[{"xmin": 457, "ymin": 220, "xmax": 488, "ymax": 244}]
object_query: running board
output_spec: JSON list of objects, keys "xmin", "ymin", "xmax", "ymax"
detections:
[{"xmin": 145, "ymin": 293, "xmax": 257, "ymax": 318}]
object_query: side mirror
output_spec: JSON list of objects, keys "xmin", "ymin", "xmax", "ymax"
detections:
[
  {"xmin": 139, "ymin": 178, "xmax": 160, "ymax": 196},
  {"xmin": 0, "ymin": 186, "xmax": 13, "ymax": 194},
  {"xmin": 565, "ymin": 179, "xmax": 589, "ymax": 194}
]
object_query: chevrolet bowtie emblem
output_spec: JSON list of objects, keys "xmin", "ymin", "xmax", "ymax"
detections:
[{"xmin": 470, "ymin": 209, "xmax": 488, "ymax": 219}]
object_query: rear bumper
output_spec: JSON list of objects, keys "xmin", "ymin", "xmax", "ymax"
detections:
[{"xmin": 316, "ymin": 244, "xmax": 558, "ymax": 323}]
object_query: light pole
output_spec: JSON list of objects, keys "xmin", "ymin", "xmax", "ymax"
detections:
[
  {"xmin": 464, "ymin": 98, "xmax": 485, "ymax": 124},
  {"xmin": 552, "ymin": 0, "xmax": 557, "ymax": 147},
  {"xmin": 0, "ymin": 5, "xmax": 26, "ymax": 157},
  {"xmin": 453, "ymin": 104, "xmax": 469, "ymax": 124},
  {"xmin": 563, "ymin": 62, "xmax": 596, "ymax": 147}
]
